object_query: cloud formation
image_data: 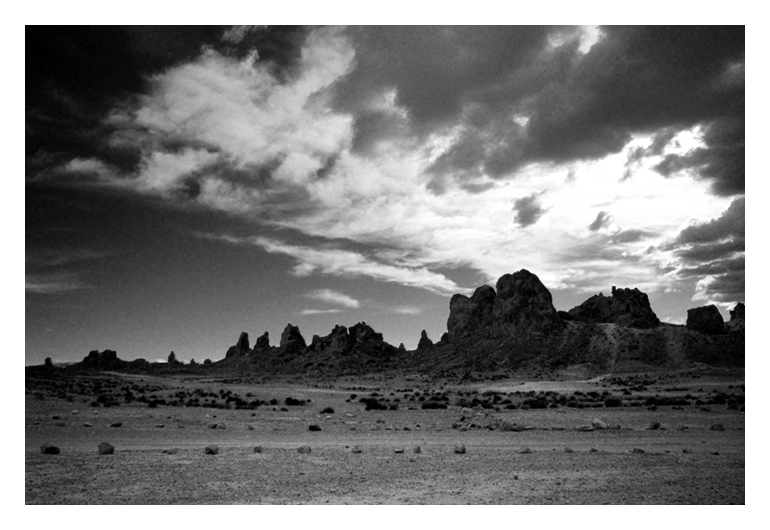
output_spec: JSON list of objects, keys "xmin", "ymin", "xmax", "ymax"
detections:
[
  {"xmin": 663, "ymin": 197, "xmax": 745, "ymax": 306},
  {"xmin": 513, "ymin": 193, "xmax": 547, "ymax": 227},
  {"xmin": 589, "ymin": 211, "xmax": 611, "ymax": 231},
  {"xmin": 304, "ymin": 289, "xmax": 360, "ymax": 308},
  {"xmin": 27, "ymin": 26, "xmax": 744, "ymax": 312}
]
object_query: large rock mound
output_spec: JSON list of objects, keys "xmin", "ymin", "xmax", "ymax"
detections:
[
  {"xmin": 447, "ymin": 270, "xmax": 562, "ymax": 339},
  {"xmin": 493, "ymin": 270, "xmax": 563, "ymax": 333},
  {"xmin": 687, "ymin": 305, "xmax": 726, "ymax": 335},
  {"xmin": 81, "ymin": 350, "xmax": 120, "ymax": 368},
  {"xmin": 567, "ymin": 286, "xmax": 661, "ymax": 328}
]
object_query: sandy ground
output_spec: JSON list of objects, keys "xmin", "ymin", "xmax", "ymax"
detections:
[{"xmin": 25, "ymin": 373, "xmax": 745, "ymax": 504}]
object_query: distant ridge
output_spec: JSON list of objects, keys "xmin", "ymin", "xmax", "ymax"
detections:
[{"xmin": 38, "ymin": 269, "xmax": 744, "ymax": 377}]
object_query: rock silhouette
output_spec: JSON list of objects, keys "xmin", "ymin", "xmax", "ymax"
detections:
[
  {"xmin": 57, "ymin": 269, "xmax": 744, "ymax": 377},
  {"xmin": 687, "ymin": 305, "xmax": 726, "ymax": 335},
  {"xmin": 567, "ymin": 286, "xmax": 660, "ymax": 328}
]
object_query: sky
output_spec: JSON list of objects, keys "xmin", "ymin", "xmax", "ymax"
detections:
[{"xmin": 25, "ymin": 25, "xmax": 746, "ymax": 365}]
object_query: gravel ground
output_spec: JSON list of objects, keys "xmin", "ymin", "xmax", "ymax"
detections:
[{"xmin": 26, "ymin": 375, "xmax": 745, "ymax": 504}]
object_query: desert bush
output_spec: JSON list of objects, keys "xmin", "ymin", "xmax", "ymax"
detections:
[
  {"xmin": 604, "ymin": 397, "xmax": 623, "ymax": 408},
  {"xmin": 320, "ymin": 406, "xmax": 335, "ymax": 414},
  {"xmin": 285, "ymin": 397, "xmax": 306, "ymax": 406},
  {"xmin": 420, "ymin": 402, "xmax": 447, "ymax": 410}
]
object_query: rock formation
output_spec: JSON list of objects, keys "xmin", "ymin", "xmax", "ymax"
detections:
[
  {"xmin": 686, "ymin": 305, "xmax": 726, "ymax": 335},
  {"xmin": 81, "ymin": 350, "xmax": 120, "ymax": 368},
  {"xmin": 730, "ymin": 302, "xmax": 745, "ymax": 321},
  {"xmin": 254, "ymin": 332, "xmax": 270, "ymax": 350},
  {"xmin": 417, "ymin": 330, "xmax": 434, "ymax": 350},
  {"xmin": 493, "ymin": 270, "xmax": 563, "ymax": 333},
  {"xmin": 446, "ymin": 269, "xmax": 562, "ymax": 339},
  {"xmin": 279, "ymin": 324, "xmax": 306, "ymax": 355},
  {"xmin": 447, "ymin": 285, "xmax": 496, "ymax": 338},
  {"xmin": 225, "ymin": 332, "xmax": 250, "ymax": 358},
  {"xmin": 566, "ymin": 286, "xmax": 660, "ymax": 328}
]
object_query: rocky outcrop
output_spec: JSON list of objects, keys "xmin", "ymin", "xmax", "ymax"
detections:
[
  {"xmin": 446, "ymin": 270, "xmax": 562, "ymax": 339},
  {"xmin": 730, "ymin": 302, "xmax": 745, "ymax": 321},
  {"xmin": 417, "ymin": 330, "xmax": 434, "ymax": 350},
  {"xmin": 279, "ymin": 324, "xmax": 306, "ymax": 355},
  {"xmin": 447, "ymin": 285, "xmax": 496, "ymax": 338},
  {"xmin": 493, "ymin": 270, "xmax": 563, "ymax": 333},
  {"xmin": 254, "ymin": 332, "xmax": 270, "ymax": 351},
  {"xmin": 81, "ymin": 350, "xmax": 120, "ymax": 368},
  {"xmin": 567, "ymin": 286, "xmax": 660, "ymax": 328},
  {"xmin": 686, "ymin": 305, "xmax": 726, "ymax": 335},
  {"xmin": 225, "ymin": 332, "xmax": 250, "ymax": 358}
]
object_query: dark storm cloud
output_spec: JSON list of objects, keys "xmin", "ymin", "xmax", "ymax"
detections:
[
  {"xmin": 588, "ymin": 211, "xmax": 611, "ymax": 231},
  {"xmin": 672, "ymin": 196, "xmax": 744, "ymax": 246},
  {"xmin": 513, "ymin": 193, "xmax": 546, "ymax": 227},
  {"xmin": 26, "ymin": 26, "xmax": 311, "ymax": 175},
  {"xmin": 654, "ymin": 117, "xmax": 744, "ymax": 196},
  {"xmin": 332, "ymin": 26, "xmax": 744, "ymax": 195}
]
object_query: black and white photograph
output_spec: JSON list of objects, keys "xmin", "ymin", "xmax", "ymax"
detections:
[{"xmin": 24, "ymin": 22, "xmax": 748, "ymax": 506}]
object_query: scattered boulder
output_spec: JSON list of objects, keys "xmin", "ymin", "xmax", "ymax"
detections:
[
  {"xmin": 40, "ymin": 444, "xmax": 60, "ymax": 455},
  {"xmin": 162, "ymin": 448, "xmax": 180, "ymax": 454},
  {"xmin": 710, "ymin": 423, "xmax": 726, "ymax": 431},
  {"xmin": 413, "ymin": 446, "xmax": 421, "ymax": 454},
  {"xmin": 682, "ymin": 448, "xmax": 693, "ymax": 454},
  {"xmin": 520, "ymin": 447, "xmax": 533, "ymax": 454},
  {"xmin": 351, "ymin": 445, "xmax": 363, "ymax": 454},
  {"xmin": 83, "ymin": 422, "xmax": 93, "ymax": 428},
  {"xmin": 686, "ymin": 305, "xmax": 726, "ymax": 335},
  {"xmin": 204, "ymin": 445, "xmax": 219, "ymax": 455},
  {"xmin": 567, "ymin": 286, "xmax": 660, "ymax": 328},
  {"xmin": 648, "ymin": 421, "xmax": 661, "ymax": 430},
  {"xmin": 631, "ymin": 447, "xmax": 645, "ymax": 454},
  {"xmin": 308, "ymin": 424, "xmax": 322, "ymax": 432},
  {"xmin": 575, "ymin": 425, "xmax": 594, "ymax": 432},
  {"xmin": 110, "ymin": 422, "xmax": 123, "ymax": 428},
  {"xmin": 98, "ymin": 442, "xmax": 115, "ymax": 455},
  {"xmin": 253, "ymin": 446, "xmax": 263, "ymax": 453},
  {"xmin": 564, "ymin": 447, "xmax": 575, "ymax": 453},
  {"xmin": 591, "ymin": 418, "xmax": 608, "ymax": 430},
  {"xmin": 454, "ymin": 445, "xmax": 466, "ymax": 454},
  {"xmin": 297, "ymin": 445, "xmax": 312, "ymax": 454},
  {"xmin": 394, "ymin": 448, "xmax": 405, "ymax": 454}
]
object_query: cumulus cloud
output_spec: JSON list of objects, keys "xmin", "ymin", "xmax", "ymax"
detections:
[{"xmin": 304, "ymin": 289, "xmax": 360, "ymax": 308}]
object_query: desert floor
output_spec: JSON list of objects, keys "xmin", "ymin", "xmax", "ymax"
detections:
[{"xmin": 25, "ymin": 369, "xmax": 744, "ymax": 504}]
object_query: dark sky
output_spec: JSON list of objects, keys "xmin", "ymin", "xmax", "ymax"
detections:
[{"xmin": 25, "ymin": 26, "xmax": 745, "ymax": 365}]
